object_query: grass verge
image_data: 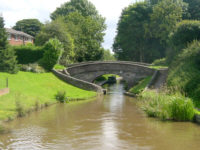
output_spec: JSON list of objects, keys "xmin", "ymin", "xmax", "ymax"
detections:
[
  {"xmin": 129, "ymin": 76, "xmax": 152, "ymax": 95},
  {"xmin": 0, "ymin": 71, "xmax": 96, "ymax": 121}
]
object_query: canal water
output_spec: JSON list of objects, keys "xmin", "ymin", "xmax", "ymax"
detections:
[{"xmin": 0, "ymin": 83, "xmax": 200, "ymax": 150}]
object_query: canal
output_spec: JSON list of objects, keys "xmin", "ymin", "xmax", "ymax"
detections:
[{"xmin": 0, "ymin": 82, "xmax": 200, "ymax": 149}]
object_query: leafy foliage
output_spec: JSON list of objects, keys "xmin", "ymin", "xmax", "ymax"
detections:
[
  {"xmin": 13, "ymin": 45, "xmax": 43, "ymax": 64},
  {"xmin": 167, "ymin": 20, "xmax": 200, "ymax": 62},
  {"xmin": 50, "ymin": 0, "xmax": 106, "ymax": 62},
  {"xmin": 13, "ymin": 19, "xmax": 43, "ymax": 37},
  {"xmin": 55, "ymin": 91, "xmax": 66, "ymax": 103},
  {"xmin": 0, "ymin": 16, "xmax": 8, "ymax": 50},
  {"xmin": 0, "ymin": 47, "xmax": 18, "ymax": 74},
  {"xmin": 167, "ymin": 41, "xmax": 200, "ymax": 107},
  {"xmin": 40, "ymin": 38, "xmax": 63, "ymax": 71},
  {"xmin": 35, "ymin": 19, "xmax": 74, "ymax": 65},
  {"xmin": 183, "ymin": 0, "xmax": 200, "ymax": 20},
  {"xmin": 113, "ymin": 2, "xmax": 164, "ymax": 63},
  {"xmin": 101, "ymin": 49, "xmax": 116, "ymax": 61},
  {"xmin": 149, "ymin": 0, "xmax": 183, "ymax": 44},
  {"xmin": 51, "ymin": 0, "xmax": 99, "ymax": 20},
  {"xmin": 63, "ymin": 12, "xmax": 105, "ymax": 62}
]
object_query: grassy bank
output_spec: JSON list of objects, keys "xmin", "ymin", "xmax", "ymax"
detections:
[
  {"xmin": 0, "ymin": 71, "xmax": 96, "ymax": 121},
  {"xmin": 129, "ymin": 76, "xmax": 152, "ymax": 95},
  {"xmin": 167, "ymin": 41, "xmax": 200, "ymax": 107},
  {"xmin": 138, "ymin": 90, "xmax": 195, "ymax": 121}
]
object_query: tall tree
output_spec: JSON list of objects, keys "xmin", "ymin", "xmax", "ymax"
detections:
[
  {"xmin": 50, "ymin": 0, "xmax": 106, "ymax": 62},
  {"xmin": 0, "ymin": 16, "xmax": 18, "ymax": 73},
  {"xmin": 51, "ymin": 0, "xmax": 98, "ymax": 20},
  {"xmin": 0, "ymin": 15, "xmax": 8, "ymax": 50},
  {"xmin": 13, "ymin": 19, "xmax": 43, "ymax": 37},
  {"xmin": 63, "ymin": 12, "xmax": 105, "ymax": 62},
  {"xmin": 35, "ymin": 19, "xmax": 74, "ymax": 65},
  {"xmin": 113, "ymin": 2, "xmax": 163, "ymax": 62},
  {"xmin": 148, "ymin": 0, "xmax": 184, "ymax": 44}
]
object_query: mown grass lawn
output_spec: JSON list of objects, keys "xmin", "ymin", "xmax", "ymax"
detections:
[{"xmin": 0, "ymin": 71, "xmax": 96, "ymax": 121}]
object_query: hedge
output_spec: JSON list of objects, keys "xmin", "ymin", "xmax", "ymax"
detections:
[{"xmin": 13, "ymin": 45, "xmax": 44, "ymax": 64}]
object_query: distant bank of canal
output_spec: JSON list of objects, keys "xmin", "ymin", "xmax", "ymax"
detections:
[{"xmin": 0, "ymin": 82, "xmax": 200, "ymax": 150}]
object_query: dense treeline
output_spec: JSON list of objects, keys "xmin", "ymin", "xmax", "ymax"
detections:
[{"xmin": 113, "ymin": 0, "xmax": 200, "ymax": 63}]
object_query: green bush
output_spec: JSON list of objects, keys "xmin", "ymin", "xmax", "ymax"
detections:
[
  {"xmin": 168, "ymin": 20, "xmax": 200, "ymax": 63},
  {"xmin": 13, "ymin": 45, "xmax": 43, "ymax": 64},
  {"xmin": 40, "ymin": 38, "xmax": 63, "ymax": 71},
  {"xmin": 55, "ymin": 91, "xmax": 66, "ymax": 103},
  {"xmin": 0, "ymin": 47, "xmax": 19, "ymax": 74}
]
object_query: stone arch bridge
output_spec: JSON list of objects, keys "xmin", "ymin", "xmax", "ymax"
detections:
[{"xmin": 64, "ymin": 61, "xmax": 155, "ymax": 87}]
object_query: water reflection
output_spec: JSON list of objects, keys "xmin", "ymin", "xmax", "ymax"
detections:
[{"xmin": 0, "ymin": 82, "xmax": 200, "ymax": 150}]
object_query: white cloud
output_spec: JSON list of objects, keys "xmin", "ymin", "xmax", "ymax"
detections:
[{"xmin": 0, "ymin": 0, "xmax": 135, "ymax": 50}]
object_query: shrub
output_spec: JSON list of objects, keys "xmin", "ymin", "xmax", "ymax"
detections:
[
  {"xmin": 0, "ymin": 47, "xmax": 19, "ymax": 74},
  {"xmin": 15, "ymin": 100, "xmax": 26, "ymax": 117},
  {"xmin": 35, "ymin": 19, "xmax": 75, "ymax": 65},
  {"xmin": 55, "ymin": 91, "xmax": 66, "ymax": 103},
  {"xmin": 40, "ymin": 38, "xmax": 63, "ymax": 71},
  {"xmin": 168, "ymin": 20, "xmax": 200, "ymax": 63},
  {"xmin": 13, "ymin": 45, "xmax": 43, "ymax": 64},
  {"xmin": 170, "ymin": 97, "xmax": 195, "ymax": 121}
]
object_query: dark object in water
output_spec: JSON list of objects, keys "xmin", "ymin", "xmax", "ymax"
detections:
[{"xmin": 107, "ymin": 76, "xmax": 117, "ymax": 84}]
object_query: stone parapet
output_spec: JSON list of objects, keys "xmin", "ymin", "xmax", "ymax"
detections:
[{"xmin": 52, "ymin": 69, "xmax": 103, "ymax": 93}]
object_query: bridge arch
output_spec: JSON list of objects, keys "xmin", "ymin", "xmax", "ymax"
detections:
[{"xmin": 66, "ymin": 61, "xmax": 155, "ymax": 88}]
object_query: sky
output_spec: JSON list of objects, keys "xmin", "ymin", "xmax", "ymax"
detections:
[{"xmin": 0, "ymin": 0, "xmax": 136, "ymax": 51}]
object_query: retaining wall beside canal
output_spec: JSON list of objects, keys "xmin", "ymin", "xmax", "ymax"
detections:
[{"xmin": 52, "ymin": 69, "xmax": 103, "ymax": 93}]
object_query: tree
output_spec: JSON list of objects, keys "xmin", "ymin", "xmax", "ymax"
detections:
[
  {"xmin": 51, "ymin": 0, "xmax": 98, "ymax": 20},
  {"xmin": 35, "ymin": 19, "xmax": 74, "ymax": 65},
  {"xmin": 183, "ymin": 0, "xmax": 200, "ymax": 20},
  {"xmin": 149, "ymin": 0, "xmax": 184, "ymax": 44},
  {"xmin": 63, "ymin": 12, "xmax": 105, "ymax": 62},
  {"xmin": 0, "ymin": 47, "xmax": 18, "ymax": 73},
  {"xmin": 101, "ymin": 49, "xmax": 116, "ymax": 61},
  {"xmin": 50, "ymin": 0, "xmax": 106, "ymax": 62},
  {"xmin": 0, "ymin": 15, "xmax": 18, "ymax": 73},
  {"xmin": 0, "ymin": 15, "xmax": 8, "ymax": 50},
  {"xmin": 13, "ymin": 19, "xmax": 43, "ymax": 37},
  {"xmin": 40, "ymin": 38, "xmax": 63, "ymax": 71},
  {"xmin": 113, "ymin": 2, "xmax": 164, "ymax": 63},
  {"xmin": 167, "ymin": 20, "xmax": 200, "ymax": 63}
]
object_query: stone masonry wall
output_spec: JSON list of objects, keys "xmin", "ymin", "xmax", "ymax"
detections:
[{"xmin": 52, "ymin": 69, "xmax": 103, "ymax": 93}]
